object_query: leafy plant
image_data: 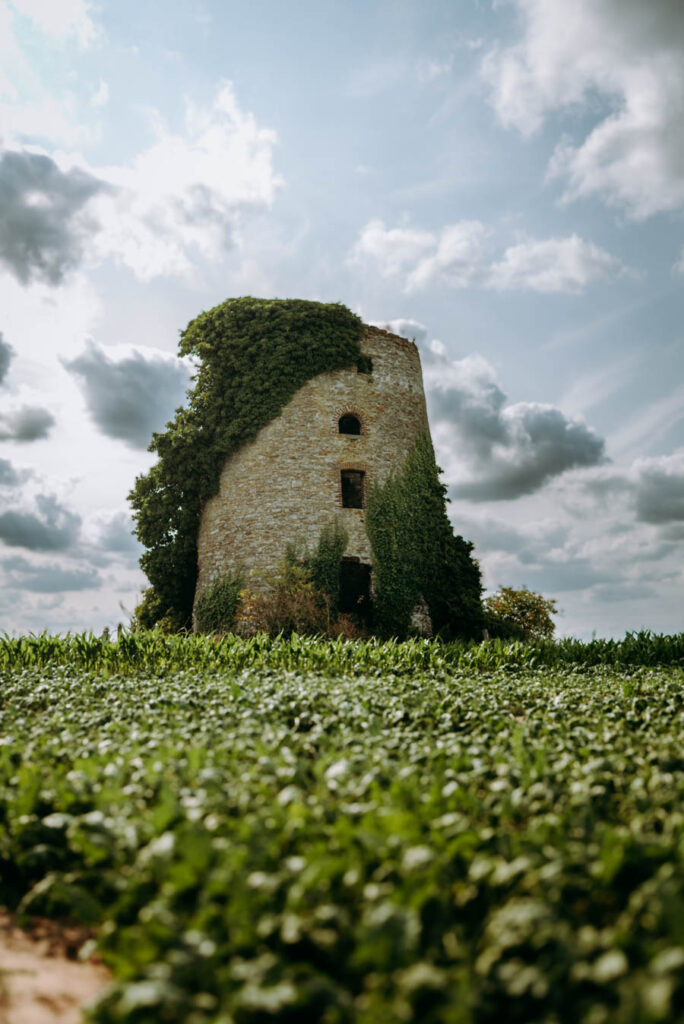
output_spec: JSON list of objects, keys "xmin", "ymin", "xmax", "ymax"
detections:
[
  {"xmin": 484, "ymin": 585, "xmax": 558, "ymax": 641},
  {"xmin": 0, "ymin": 635, "xmax": 682, "ymax": 1023},
  {"xmin": 308, "ymin": 519, "xmax": 349, "ymax": 618},
  {"xmin": 194, "ymin": 571, "xmax": 244, "ymax": 634},
  {"xmin": 236, "ymin": 558, "xmax": 331, "ymax": 636},
  {"xmin": 366, "ymin": 434, "xmax": 483, "ymax": 639}
]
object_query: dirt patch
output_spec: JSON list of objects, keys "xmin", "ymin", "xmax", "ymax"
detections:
[{"xmin": 0, "ymin": 912, "xmax": 111, "ymax": 1024}]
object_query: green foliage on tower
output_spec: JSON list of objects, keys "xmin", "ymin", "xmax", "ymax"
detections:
[
  {"xmin": 365, "ymin": 434, "xmax": 483, "ymax": 639},
  {"xmin": 129, "ymin": 298, "xmax": 365, "ymax": 627},
  {"xmin": 309, "ymin": 519, "xmax": 349, "ymax": 618}
]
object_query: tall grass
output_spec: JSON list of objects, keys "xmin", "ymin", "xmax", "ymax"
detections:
[{"xmin": 1, "ymin": 629, "xmax": 682, "ymax": 675}]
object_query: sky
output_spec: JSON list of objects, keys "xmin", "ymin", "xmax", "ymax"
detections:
[{"xmin": 0, "ymin": 0, "xmax": 683, "ymax": 638}]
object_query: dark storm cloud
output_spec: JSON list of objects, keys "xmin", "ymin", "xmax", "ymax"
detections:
[
  {"xmin": 635, "ymin": 463, "xmax": 684, "ymax": 523},
  {"xmin": 0, "ymin": 333, "xmax": 13, "ymax": 384},
  {"xmin": 64, "ymin": 342, "xmax": 191, "ymax": 449},
  {"xmin": 445, "ymin": 399, "xmax": 605, "ymax": 501},
  {"xmin": 425, "ymin": 352, "xmax": 605, "ymax": 501},
  {"xmin": 0, "ymin": 405, "xmax": 55, "ymax": 441},
  {"xmin": 0, "ymin": 494, "xmax": 81, "ymax": 551},
  {"xmin": 0, "ymin": 149, "xmax": 108, "ymax": 285},
  {"xmin": 2, "ymin": 555, "xmax": 100, "ymax": 593}
]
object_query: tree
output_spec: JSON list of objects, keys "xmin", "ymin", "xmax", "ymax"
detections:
[{"xmin": 483, "ymin": 586, "xmax": 557, "ymax": 641}]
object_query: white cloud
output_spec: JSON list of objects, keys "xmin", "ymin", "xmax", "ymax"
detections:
[
  {"xmin": 7, "ymin": 0, "xmax": 97, "ymax": 46},
  {"xmin": 407, "ymin": 221, "xmax": 489, "ymax": 290},
  {"xmin": 350, "ymin": 219, "xmax": 625, "ymax": 293},
  {"xmin": 488, "ymin": 234, "xmax": 625, "ymax": 294},
  {"xmin": 370, "ymin": 318, "xmax": 429, "ymax": 347},
  {"xmin": 349, "ymin": 219, "xmax": 434, "ymax": 279},
  {"xmin": 482, "ymin": 0, "xmax": 684, "ymax": 219},
  {"xmin": 0, "ymin": 83, "xmax": 282, "ymax": 284},
  {"xmin": 86, "ymin": 83, "xmax": 282, "ymax": 281}
]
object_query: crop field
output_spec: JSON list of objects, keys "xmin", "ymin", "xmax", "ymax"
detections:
[{"xmin": 0, "ymin": 633, "xmax": 682, "ymax": 1023}]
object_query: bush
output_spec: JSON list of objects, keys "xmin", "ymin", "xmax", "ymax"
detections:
[
  {"xmin": 235, "ymin": 560, "xmax": 330, "ymax": 637},
  {"xmin": 132, "ymin": 588, "xmax": 186, "ymax": 633},
  {"xmin": 194, "ymin": 572, "xmax": 244, "ymax": 634},
  {"xmin": 483, "ymin": 585, "xmax": 557, "ymax": 641}
]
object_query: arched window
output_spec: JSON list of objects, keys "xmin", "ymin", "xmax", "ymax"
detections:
[{"xmin": 338, "ymin": 413, "xmax": 361, "ymax": 435}]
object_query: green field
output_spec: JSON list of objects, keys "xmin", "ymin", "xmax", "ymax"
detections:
[{"xmin": 1, "ymin": 633, "xmax": 682, "ymax": 1023}]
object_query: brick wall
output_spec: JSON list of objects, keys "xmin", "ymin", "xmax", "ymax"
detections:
[{"xmin": 194, "ymin": 325, "xmax": 432, "ymax": 619}]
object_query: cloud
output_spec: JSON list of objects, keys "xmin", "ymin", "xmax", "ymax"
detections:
[
  {"xmin": 349, "ymin": 219, "xmax": 434, "ymax": 279},
  {"xmin": 350, "ymin": 219, "xmax": 626, "ymax": 293},
  {"xmin": 482, "ymin": 0, "xmax": 684, "ymax": 219},
  {"xmin": 64, "ymin": 341, "xmax": 192, "ymax": 449},
  {"xmin": 89, "ymin": 83, "xmax": 282, "ymax": 280},
  {"xmin": 97, "ymin": 511, "xmax": 140, "ymax": 554},
  {"xmin": 2, "ymin": 554, "xmax": 100, "ymax": 593},
  {"xmin": 0, "ymin": 85, "xmax": 281, "ymax": 285},
  {"xmin": 0, "ymin": 148, "xmax": 108, "ymax": 284},
  {"xmin": 633, "ymin": 450, "xmax": 684, "ymax": 523},
  {"xmin": 423, "ymin": 351, "xmax": 605, "ymax": 500},
  {"xmin": 0, "ymin": 404, "xmax": 55, "ymax": 441},
  {"xmin": 488, "ymin": 235, "xmax": 626, "ymax": 294},
  {"xmin": 0, "ymin": 457, "xmax": 31, "ymax": 487},
  {"xmin": 0, "ymin": 494, "xmax": 81, "ymax": 551},
  {"xmin": 8, "ymin": 0, "xmax": 97, "ymax": 45},
  {"xmin": 369, "ymin": 318, "xmax": 429, "ymax": 346},
  {"xmin": 0, "ymin": 332, "xmax": 13, "ymax": 383},
  {"xmin": 406, "ymin": 222, "xmax": 490, "ymax": 290},
  {"xmin": 93, "ymin": 511, "xmax": 142, "ymax": 567}
]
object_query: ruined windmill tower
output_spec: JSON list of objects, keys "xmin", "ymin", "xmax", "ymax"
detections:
[{"xmin": 193, "ymin": 324, "xmax": 432, "ymax": 624}]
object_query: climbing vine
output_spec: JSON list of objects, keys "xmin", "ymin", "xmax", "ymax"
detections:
[
  {"xmin": 129, "ymin": 298, "xmax": 364, "ymax": 626},
  {"xmin": 365, "ymin": 434, "xmax": 483, "ymax": 639},
  {"xmin": 309, "ymin": 519, "xmax": 349, "ymax": 618}
]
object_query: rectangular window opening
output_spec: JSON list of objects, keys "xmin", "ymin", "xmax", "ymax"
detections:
[{"xmin": 341, "ymin": 469, "xmax": 365, "ymax": 509}]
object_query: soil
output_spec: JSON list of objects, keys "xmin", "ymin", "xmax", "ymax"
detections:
[{"xmin": 0, "ymin": 912, "xmax": 111, "ymax": 1024}]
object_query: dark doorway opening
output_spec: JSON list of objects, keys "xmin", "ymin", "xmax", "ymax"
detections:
[
  {"xmin": 341, "ymin": 469, "xmax": 365, "ymax": 508},
  {"xmin": 339, "ymin": 558, "xmax": 372, "ymax": 620}
]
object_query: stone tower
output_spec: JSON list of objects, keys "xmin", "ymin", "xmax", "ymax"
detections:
[{"xmin": 193, "ymin": 324, "xmax": 432, "ymax": 621}]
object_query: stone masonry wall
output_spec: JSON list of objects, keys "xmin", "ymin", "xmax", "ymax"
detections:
[{"xmin": 194, "ymin": 325, "xmax": 432, "ymax": 614}]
